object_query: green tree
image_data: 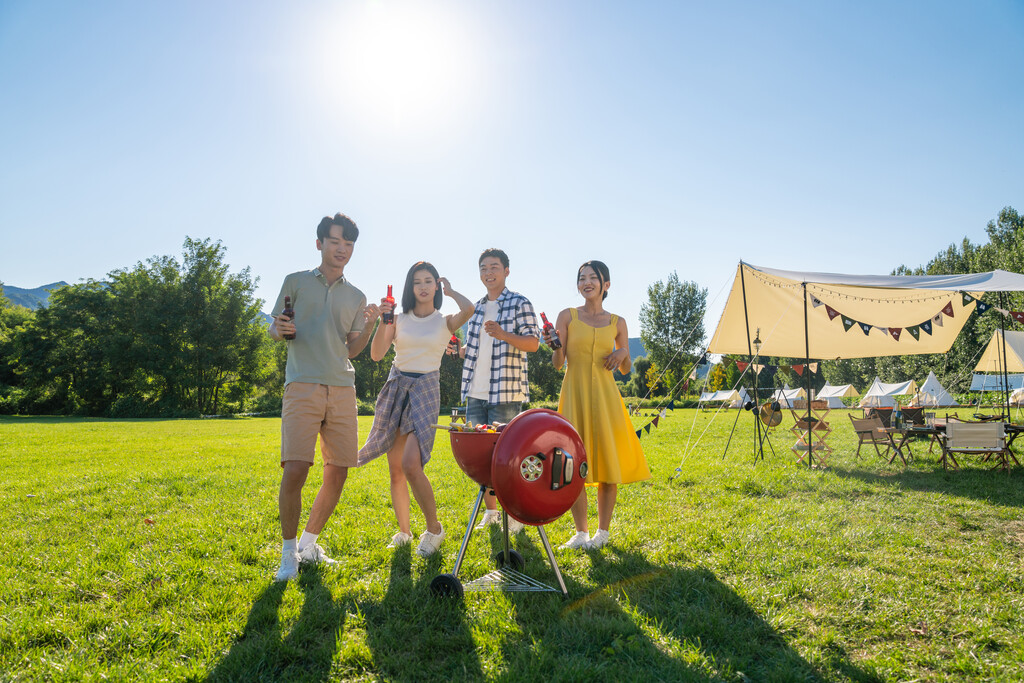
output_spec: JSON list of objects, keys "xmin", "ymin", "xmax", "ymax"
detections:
[{"xmin": 639, "ymin": 272, "xmax": 707, "ymax": 384}]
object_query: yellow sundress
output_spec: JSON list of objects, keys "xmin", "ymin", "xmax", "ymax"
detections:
[{"xmin": 557, "ymin": 308, "xmax": 650, "ymax": 485}]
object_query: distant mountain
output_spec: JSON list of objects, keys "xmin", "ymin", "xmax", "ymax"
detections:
[
  {"xmin": 2, "ymin": 282, "xmax": 69, "ymax": 309},
  {"xmin": 628, "ymin": 337, "xmax": 647, "ymax": 359}
]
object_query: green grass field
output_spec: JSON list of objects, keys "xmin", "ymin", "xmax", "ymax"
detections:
[{"xmin": 1, "ymin": 410, "xmax": 1022, "ymax": 682}]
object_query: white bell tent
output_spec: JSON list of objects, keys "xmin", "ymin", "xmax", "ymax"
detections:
[
  {"xmin": 912, "ymin": 371, "xmax": 957, "ymax": 407},
  {"xmin": 816, "ymin": 383, "xmax": 860, "ymax": 409},
  {"xmin": 859, "ymin": 377, "xmax": 920, "ymax": 408},
  {"xmin": 770, "ymin": 384, "xmax": 806, "ymax": 408}
]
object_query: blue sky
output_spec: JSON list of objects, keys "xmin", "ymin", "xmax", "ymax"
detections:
[{"xmin": 2, "ymin": 1, "xmax": 1022, "ymax": 342}]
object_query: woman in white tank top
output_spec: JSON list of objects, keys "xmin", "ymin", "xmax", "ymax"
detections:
[{"xmin": 357, "ymin": 262, "xmax": 475, "ymax": 557}]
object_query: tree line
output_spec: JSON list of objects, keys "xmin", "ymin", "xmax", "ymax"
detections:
[
  {"xmin": 7, "ymin": 208, "xmax": 1018, "ymax": 417},
  {"xmin": 0, "ymin": 236, "xmax": 707, "ymax": 417}
]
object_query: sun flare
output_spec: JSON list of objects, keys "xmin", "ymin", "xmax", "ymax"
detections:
[{"xmin": 316, "ymin": 1, "xmax": 479, "ymax": 134}]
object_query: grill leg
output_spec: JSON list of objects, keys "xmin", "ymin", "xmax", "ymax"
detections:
[
  {"xmin": 501, "ymin": 510, "xmax": 512, "ymax": 562},
  {"xmin": 451, "ymin": 486, "xmax": 486, "ymax": 578},
  {"xmin": 536, "ymin": 525, "xmax": 568, "ymax": 597}
]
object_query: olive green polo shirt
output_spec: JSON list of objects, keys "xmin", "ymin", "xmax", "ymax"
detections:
[{"xmin": 273, "ymin": 269, "xmax": 366, "ymax": 387}]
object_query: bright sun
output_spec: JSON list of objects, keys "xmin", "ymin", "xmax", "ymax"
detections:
[{"xmin": 315, "ymin": 1, "xmax": 479, "ymax": 134}]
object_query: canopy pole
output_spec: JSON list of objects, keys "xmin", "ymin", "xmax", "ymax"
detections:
[
  {"xmin": 803, "ymin": 283, "xmax": 812, "ymax": 468},
  {"xmin": 1000, "ymin": 292, "xmax": 1010, "ymax": 420},
  {"xmin": 738, "ymin": 263, "xmax": 763, "ymax": 463}
]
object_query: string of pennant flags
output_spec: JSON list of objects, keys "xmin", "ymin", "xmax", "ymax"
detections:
[
  {"xmin": 632, "ymin": 401, "xmax": 674, "ymax": 440},
  {"xmin": 808, "ymin": 291, "xmax": 1018, "ymax": 341}
]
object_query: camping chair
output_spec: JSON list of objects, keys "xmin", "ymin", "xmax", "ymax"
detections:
[
  {"xmin": 942, "ymin": 421, "xmax": 1019, "ymax": 472},
  {"xmin": 848, "ymin": 414, "xmax": 892, "ymax": 460}
]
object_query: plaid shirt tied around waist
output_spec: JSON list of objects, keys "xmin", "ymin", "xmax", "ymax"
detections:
[
  {"xmin": 460, "ymin": 288, "xmax": 538, "ymax": 404},
  {"xmin": 357, "ymin": 365, "xmax": 441, "ymax": 466}
]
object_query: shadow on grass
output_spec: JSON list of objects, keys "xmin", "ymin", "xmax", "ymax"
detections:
[
  {"xmin": 205, "ymin": 569, "xmax": 345, "ymax": 682},
  {"xmin": 358, "ymin": 544, "xmax": 484, "ymax": 682},
  {"xmin": 829, "ymin": 461, "xmax": 1024, "ymax": 508},
  {"xmin": 488, "ymin": 532, "xmax": 882, "ymax": 682}
]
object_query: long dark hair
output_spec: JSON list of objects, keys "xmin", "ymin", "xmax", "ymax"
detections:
[
  {"xmin": 578, "ymin": 260, "xmax": 610, "ymax": 300},
  {"xmin": 401, "ymin": 261, "xmax": 443, "ymax": 313}
]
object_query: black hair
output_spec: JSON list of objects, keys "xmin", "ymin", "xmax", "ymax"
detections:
[
  {"xmin": 478, "ymin": 248, "xmax": 509, "ymax": 269},
  {"xmin": 402, "ymin": 261, "xmax": 443, "ymax": 313},
  {"xmin": 316, "ymin": 213, "xmax": 359, "ymax": 243},
  {"xmin": 578, "ymin": 260, "xmax": 610, "ymax": 300}
]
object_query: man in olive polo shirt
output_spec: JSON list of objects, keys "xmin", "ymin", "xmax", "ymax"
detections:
[{"xmin": 269, "ymin": 212, "xmax": 375, "ymax": 582}]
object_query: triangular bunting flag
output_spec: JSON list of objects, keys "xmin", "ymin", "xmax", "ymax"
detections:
[
  {"xmin": 1012, "ymin": 312, "xmax": 1024, "ymax": 324},
  {"xmin": 859, "ymin": 322, "xmax": 872, "ymax": 335},
  {"xmin": 660, "ymin": 409, "xmax": 666, "ymax": 418},
  {"xmin": 753, "ymin": 364, "xmax": 764, "ymax": 375},
  {"xmin": 635, "ymin": 428, "xmax": 643, "ymax": 438},
  {"xmin": 889, "ymin": 327, "xmax": 902, "ymax": 341},
  {"xmin": 793, "ymin": 364, "xmax": 804, "ymax": 376},
  {"xmin": 652, "ymin": 415, "xmax": 660, "ymax": 427},
  {"xmin": 876, "ymin": 326, "xmax": 890, "ymax": 337},
  {"xmin": 996, "ymin": 307, "xmax": 1009, "ymax": 315},
  {"xmin": 932, "ymin": 313, "xmax": 943, "ymax": 328},
  {"xmin": 907, "ymin": 325, "xmax": 920, "ymax": 340},
  {"xmin": 941, "ymin": 302, "xmax": 954, "ymax": 318},
  {"xmin": 810, "ymin": 295, "xmax": 824, "ymax": 308},
  {"xmin": 809, "ymin": 362, "xmax": 818, "ymax": 373},
  {"xmin": 842, "ymin": 317, "xmax": 856, "ymax": 332},
  {"xmin": 977, "ymin": 301, "xmax": 992, "ymax": 314},
  {"xmin": 921, "ymin": 320, "xmax": 933, "ymax": 335},
  {"xmin": 667, "ymin": 400, "xmax": 675, "ymax": 410},
  {"xmin": 737, "ymin": 361, "xmax": 749, "ymax": 372},
  {"xmin": 644, "ymin": 423, "xmax": 652, "ymax": 434},
  {"xmin": 780, "ymin": 364, "xmax": 790, "ymax": 373},
  {"xmin": 962, "ymin": 292, "xmax": 975, "ymax": 306},
  {"xmin": 826, "ymin": 305, "xmax": 841, "ymax": 321}
]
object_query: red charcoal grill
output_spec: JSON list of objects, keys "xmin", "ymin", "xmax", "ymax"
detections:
[{"xmin": 430, "ymin": 408, "xmax": 588, "ymax": 598}]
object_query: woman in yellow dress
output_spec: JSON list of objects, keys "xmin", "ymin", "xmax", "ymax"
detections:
[{"xmin": 544, "ymin": 260, "xmax": 650, "ymax": 549}]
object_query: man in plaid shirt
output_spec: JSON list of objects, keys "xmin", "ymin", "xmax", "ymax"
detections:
[{"xmin": 459, "ymin": 248, "xmax": 539, "ymax": 529}]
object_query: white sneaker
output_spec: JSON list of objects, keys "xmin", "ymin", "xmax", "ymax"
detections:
[
  {"xmin": 476, "ymin": 510, "xmax": 501, "ymax": 528},
  {"xmin": 588, "ymin": 529, "xmax": 610, "ymax": 549},
  {"xmin": 507, "ymin": 517, "xmax": 525, "ymax": 534},
  {"xmin": 298, "ymin": 543, "xmax": 338, "ymax": 566},
  {"xmin": 387, "ymin": 531, "xmax": 413, "ymax": 548},
  {"xmin": 275, "ymin": 551, "xmax": 299, "ymax": 581},
  {"xmin": 560, "ymin": 532, "xmax": 590, "ymax": 550},
  {"xmin": 416, "ymin": 525, "xmax": 445, "ymax": 557}
]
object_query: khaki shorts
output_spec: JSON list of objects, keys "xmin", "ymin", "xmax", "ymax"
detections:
[{"xmin": 281, "ymin": 383, "xmax": 358, "ymax": 467}]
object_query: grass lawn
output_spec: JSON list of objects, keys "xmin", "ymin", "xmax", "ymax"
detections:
[{"xmin": 1, "ymin": 409, "xmax": 1022, "ymax": 682}]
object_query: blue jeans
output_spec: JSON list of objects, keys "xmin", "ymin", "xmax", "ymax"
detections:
[{"xmin": 465, "ymin": 398, "xmax": 521, "ymax": 427}]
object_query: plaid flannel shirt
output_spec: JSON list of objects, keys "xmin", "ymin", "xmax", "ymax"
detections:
[
  {"xmin": 357, "ymin": 365, "xmax": 441, "ymax": 467},
  {"xmin": 460, "ymin": 288, "xmax": 539, "ymax": 404}
]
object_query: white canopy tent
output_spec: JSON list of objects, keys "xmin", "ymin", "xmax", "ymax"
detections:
[
  {"xmin": 816, "ymin": 383, "xmax": 860, "ymax": 409},
  {"xmin": 970, "ymin": 373, "xmax": 1024, "ymax": 392},
  {"xmin": 912, "ymin": 371, "xmax": 957, "ymax": 407},
  {"xmin": 770, "ymin": 384, "xmax": 806, "ymax": 408},
  {"xmin": 699, "ymin": 387, "xmax": 751, "ymax": 408},
  {"xmin": 858, "ymin": 377, "xmax": 919, "ymax": 408}
]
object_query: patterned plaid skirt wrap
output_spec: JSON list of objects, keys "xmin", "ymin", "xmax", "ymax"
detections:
[{"xmin": 357, "ymin": 365, "xmax": 441, "ymax": 467}]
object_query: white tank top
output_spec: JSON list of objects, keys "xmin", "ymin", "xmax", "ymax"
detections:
[{"xmin": 394, "ymin": 310, "xmax": 451, "ymax": 373}]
